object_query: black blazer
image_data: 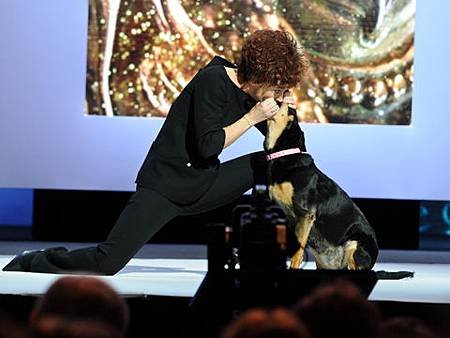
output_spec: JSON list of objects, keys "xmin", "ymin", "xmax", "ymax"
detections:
[{"xmin": 135, "ymin": 55, "xmax": 267, "ymax": 205}]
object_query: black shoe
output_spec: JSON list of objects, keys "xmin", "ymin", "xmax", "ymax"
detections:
[{"xmin": 2, "ymin": 247, "xmax": 68, "ymax": 272}]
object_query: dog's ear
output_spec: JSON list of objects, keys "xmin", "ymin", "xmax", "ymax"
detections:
[
  {"xmin": 299, "ymin": 129, "xmax": 307, "ymax": 152},
  {"xmin": 286, "ymin": 107, "xmax": 297, "ymax": 129},
  {"xmin": 287, "ymin": 106, "xmax": 298, "ymax": 121},
  {"xmin": 287, "ymin": 106, "xmax": 307, "ymax": 151}
]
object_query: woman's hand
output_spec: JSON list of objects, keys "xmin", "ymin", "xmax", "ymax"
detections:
[
  {"xmin": 245, "ymin": 97, "xmax": 279, "ymax": 125},
  {"xmin": 223, "ymin": 97, "xmax": 278, "ymax": 149}
]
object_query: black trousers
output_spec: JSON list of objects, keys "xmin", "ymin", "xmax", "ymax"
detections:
[{"xmin": 27, "ymin": 151, "xmax": 269, "ymax": 275}]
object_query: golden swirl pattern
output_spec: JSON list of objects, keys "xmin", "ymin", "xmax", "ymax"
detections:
[{"xmin": 85, "ymin": 0, "xmax": 415, "ymax": 125}]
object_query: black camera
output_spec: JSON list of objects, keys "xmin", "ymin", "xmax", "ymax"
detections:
[
  {"xmin": 190, "ymin": 184, "xmax": 378, "ymax": 337},
  {"xmin": 207, "ymin": 184, "xmax": 289, "ymax": 277}
]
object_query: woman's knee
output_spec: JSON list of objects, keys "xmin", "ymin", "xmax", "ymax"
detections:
[
  {"xmin": 94, "ymin": 246, "xmax": 130, "ymax": 275},
  {"xmin": 96, "ymin": 257, "xmax": 127, "ymax": 275}
]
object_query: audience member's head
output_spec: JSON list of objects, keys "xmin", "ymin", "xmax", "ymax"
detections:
[
  {"xmin": 377, "ymin": 316, "xmax": 435, "ymax": 338},
  {"xmin": 219, "ymin": 307, "xmax": 310, "ymax": 338},
  {"xmin": 32, "ymin": 316, "xmax": 122, "ymax": 338},
  {"xmin": 29, "ymin": 276, "xmax": 129, "ymax": 336},
  {"xmin": 293, "ymin": 279, "xmax": 380, "ymax": 338},
  {"xmin": 0, "ymin": 310, "xmax": 30, "ymax": 338}
]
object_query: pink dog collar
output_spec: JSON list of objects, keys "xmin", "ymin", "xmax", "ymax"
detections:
[{"xmin": 266, "ymin": 147, "xmax": 302, "ymax": 161}]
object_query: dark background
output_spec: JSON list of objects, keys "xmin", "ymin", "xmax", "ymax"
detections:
[{"xmin": 30, "ymin": 189, "xmax": 420, "ymax": 250}]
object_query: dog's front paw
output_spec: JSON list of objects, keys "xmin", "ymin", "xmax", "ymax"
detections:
[{"xmin": 290, "ymin": 250, "xmax": 304, "ymax": 269}]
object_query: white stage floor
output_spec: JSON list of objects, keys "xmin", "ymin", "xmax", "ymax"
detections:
[{"xmin": 1, "ymin": 242, "xmax": 450, "ymax": 304}]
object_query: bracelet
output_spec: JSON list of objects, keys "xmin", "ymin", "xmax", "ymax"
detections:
[{"xmin": 243, "ymin": 114, "xmax": 254, "ymax": 127}]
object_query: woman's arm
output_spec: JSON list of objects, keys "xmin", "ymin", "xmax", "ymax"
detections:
[
  {"xmin": 222, "ymin": 113, "xmax": 254, "ymax": 149},
  {"xmin": 222, "ymin": 96, "xmax": 279, "ymax": 149}
]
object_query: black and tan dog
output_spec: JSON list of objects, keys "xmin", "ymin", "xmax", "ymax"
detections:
[{"xmin": 264, "ymin": 101, "xmax": 378, "ymax": 270}]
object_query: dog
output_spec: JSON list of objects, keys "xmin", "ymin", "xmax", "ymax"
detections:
[{"xmin": 264, "ymin": 101, "xmax": 378, "ymax": 270}]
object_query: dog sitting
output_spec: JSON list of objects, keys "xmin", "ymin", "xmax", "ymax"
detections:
[{"xmin": 264, "ymin": 101, "xmax": 378, "ymax": 270}]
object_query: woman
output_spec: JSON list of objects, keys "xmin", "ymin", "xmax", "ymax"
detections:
[{"xmin": 3, "ymin": 29, "xmax": 309, "ymax": 275}]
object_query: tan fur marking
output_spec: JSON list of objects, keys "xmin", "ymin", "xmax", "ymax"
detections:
[
  {"xmin": 268, "ymin": 182, "xmax": 294, "ymax": 207},
  {"xmin": 265, "ymin": 102, "xmax": 294, "ymax": 150},
  {"xmin": 343, "ymin": 240, "xmax": 358, "ymax": 270},
  {"xmin": 290, "ymin": 250, "xmax": 303, "ymax": 269},
  {"xmin": 290, "ymin": 212, "xmax": 316, "ymax": 269}
]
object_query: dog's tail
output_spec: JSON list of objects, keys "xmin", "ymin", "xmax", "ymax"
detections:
[{"xmin": 375, "ymin": 270, "xmax": 414, "ymax": 279}]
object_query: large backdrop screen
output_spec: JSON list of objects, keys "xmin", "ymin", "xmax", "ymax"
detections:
[
  {"xmin": 1, "ymin": 0, "xmax": 449, "ymax": 201},
  {"xmin": 85, "ymin": 0, "xmax": 414, "ymax": 125}
]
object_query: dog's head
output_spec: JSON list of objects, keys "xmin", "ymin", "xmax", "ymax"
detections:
[{"xmin": 264, "ymin": 101, "xmax": 306, "ymax": 152}]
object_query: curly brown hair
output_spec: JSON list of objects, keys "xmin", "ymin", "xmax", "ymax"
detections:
[{"xmin": 235, "ymin": 29, "xmax": 310, "ymax": 89}]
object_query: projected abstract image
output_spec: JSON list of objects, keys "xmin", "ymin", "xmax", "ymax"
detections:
[
  {"xmin": 420, "ymin": 201, "xmax": 450, "ymax": 250},
  {"xmin": 85, "ymin": 0, "xmax": 415, "ymax": 125}
]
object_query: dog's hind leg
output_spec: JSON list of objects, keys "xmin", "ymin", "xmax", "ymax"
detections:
[
  {"xmin": 348, "ymin": 242, "xmax": 374, "ymax": 270},
  {"xmin": 290, "ymin": 212, "xmax": 316, "ymax": 269},
  {"xmin": 311, "ymin": 250, "xmax": 325, "ymax": 269}
]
